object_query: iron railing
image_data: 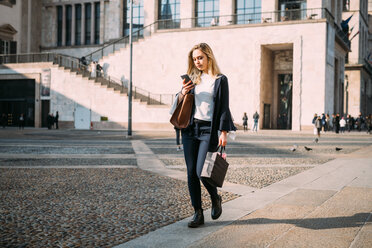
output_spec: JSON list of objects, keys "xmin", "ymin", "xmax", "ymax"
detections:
[
  {"xmin": 0, "ymin": 52, "xmax": 174, "ymax": 105},
  {"xmin": 83, "ymin": 8, "xmax": 340, "ymax": 64}
]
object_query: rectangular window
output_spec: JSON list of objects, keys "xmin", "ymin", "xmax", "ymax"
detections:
[
  {"xmin": 279, "ymin": 0, "xmax": 307, "ymax": 21},
  {"xmin": 94, "ymin": 2, "xmax": 100, "ymax": 44},
  {"xmin": 85, "ymin": 3, "xmax": 91, "ymax": 45},
  {"xmin": 158, "ymin": 0, "xmax": 180, "ymax": 29},
  {"xmin": 195, "ymin": 0, "xmax": 219, "ymax": 27},
  {"xmin": 123, "ymin": 0, "xmax": 144, "ymax": 37},
  {"xmin": 235, "ymin": 0, "xmax": 261, "ymax": 24},
  {"xmin": 57, "ymin": 6, "xmax": 63, "ymax": 46},
  {"xmin": 75, "ymin": 4, "xmax": 82, "ymax": 45},
  {"xmin": 65, "ymin": 5, "xmax": 72, "ymax": 46}
]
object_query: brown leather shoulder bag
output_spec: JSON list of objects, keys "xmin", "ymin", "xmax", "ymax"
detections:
[{"xmin": 170, "ymin": 93, "xmax": 194, "ymax": 129}]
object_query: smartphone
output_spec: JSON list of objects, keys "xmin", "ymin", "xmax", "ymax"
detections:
[{"xmin": 181, "ymin": 74, "xmax": 194, "ymax": 85}]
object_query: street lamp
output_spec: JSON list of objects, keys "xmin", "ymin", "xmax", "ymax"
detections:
[{"xmin": 128, "ymin": 0, "xmax": 134, "ymax": 136}]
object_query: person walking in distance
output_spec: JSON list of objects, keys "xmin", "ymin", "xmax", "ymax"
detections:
[
  {"xmin": 315, "ymin": 115, "xmax": 322, "ymax": 138},
  {"xmin": 55, "ymin": 111, "xmax": 59, "ymax": 129},
  {"xmin": 175, "ymin": 127, "xmax": 183, "ymax": 151},
  {"xmin": 19, "ymin": 113, "xmax": 25, "ymax": 130},
  {"xmin": 252, "ymin": 111, "xmax": 259, "ymax": 132},
  {"xmin": 242, "ymin": 112, "xmax": 248, "ymax": 132},
  {"xmin": 340, "ymin": 116, "xmax": 346, "ymax": 133},
  {"xmin": 175, "ymin": 43, "xmax": 236, "ymax": 228}
]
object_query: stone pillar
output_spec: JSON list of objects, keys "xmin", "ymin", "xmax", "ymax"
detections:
[
  {"xmin": 219, "ymin": 0, "xmax": 234, "ymax": 26},
  {"xmin": 62, "ymin": 5, "xmax": 66, "ymax": 46},
  {"xmin": 180, "ymin": 0, "xmax": 193, "ymax": 28},
  {"xmin": 100, "ymin": 0, "xmax": 105, "ymax": 43},
  {"xmin": 27, "ymin": 0, "xmax": 32, "ymax": 53},
  {"xmin": 91, "ymin": 2, "xmax": 95, "ymax": 44},
  {"xmin": 34, "ymin": 74, "xmax": 41, "ymax": 128},
  {"xmin": 71, "ymin": 4, "xmax": 76, "ymax": 46},
  {"xmin": 292, "ymin": 37, "xmax": 302, "ymax": 131},
  {"xmin": 81, "ymin": 3, "xmax": 86, "ymax": 45},
  {"xmin": 144, "ymin": 0, "xmax": 156, "ymax": 35}
]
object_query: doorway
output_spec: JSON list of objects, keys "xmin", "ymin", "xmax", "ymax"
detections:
[
  {"xmin": 41, "ymin": 100, "xmax": 50, "ymax": 127},
  {"xmin": 278, "ymin": 74, "xmax": 293, "ymax": 129},
  {"xmin": 263, "ymin": 104, "xmax": 271, "ymax": 129}
]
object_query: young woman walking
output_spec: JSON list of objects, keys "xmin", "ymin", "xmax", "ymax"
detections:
[{"xmin": 175, "ymin": 43, "xmax": 236, "ymax": 228}]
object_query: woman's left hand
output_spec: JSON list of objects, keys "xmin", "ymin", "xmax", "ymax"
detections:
[{"xmin": 219, "ymin": 131, "xmax": 228, "ymax": 147}]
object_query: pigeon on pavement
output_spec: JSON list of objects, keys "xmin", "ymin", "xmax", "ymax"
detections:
[
  {"xmin": 290, "ymin": 144, "xmax": 298, "ymax": 152},
  {"xmin": 335, "ymin": 147, "xmax": 342, "ymax": 151},
  {"xmin": 304, "ymin": 146, "xmax": 312, "ymax": 151}
]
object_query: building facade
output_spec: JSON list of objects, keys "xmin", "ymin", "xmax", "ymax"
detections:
[{"xmin": 0, "ymin": 0, "xmax": 370, "ymax": 130}]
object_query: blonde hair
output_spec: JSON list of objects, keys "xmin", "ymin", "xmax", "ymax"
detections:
[{"xmin": 187, "ymin": 43, "xmax": 221, "ymax": 85}]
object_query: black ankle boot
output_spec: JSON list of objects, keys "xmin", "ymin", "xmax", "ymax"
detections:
[
  {"xmin": 188, "ymin": 209, "xmax": 204, "ymax": 228},
  {"xmin": 211, "ymin": 195, "xmax": 222, "ymax": 220}
]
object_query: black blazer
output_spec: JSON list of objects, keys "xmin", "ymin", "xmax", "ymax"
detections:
[{"xmin": 187, "ymin": 74, "xmax": 236, "ymax": 152}]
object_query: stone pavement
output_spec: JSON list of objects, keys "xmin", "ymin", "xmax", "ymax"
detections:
[
  {"xmin": 0, "ymin": 128, "xmax": 371, "ymax": 247},
  {"xmin": 118, "ymin": 140, "xmax": 372, "ymax": 248}
]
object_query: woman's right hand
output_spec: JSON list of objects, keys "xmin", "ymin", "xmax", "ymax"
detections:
[{"xmin": 181, "ymin": 79, "xmax": 195, "ymax": 95}]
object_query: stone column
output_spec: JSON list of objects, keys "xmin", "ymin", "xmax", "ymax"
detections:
[
  {"xmin": 100, "ymin": 0, "xmax": 105, "ymax": 43},
  {"xmin": 27, "ymin": 0, "xmax": 32, "ymax": 53},
  {"xmin": 34, "ymin": 74, "xmax": 41, "ymax": 128},
  {"xmin": 62, "ymin": 4, "xmax": 66, "ymax": 46},
  {"xmin": 144, "ymin": 0, "xmax": 156, "ymax": 35},
  {"xmin": 91, "ymin": 2, "xmax": 95, "ymax": 44},
  {"xmin": 71, "ymin": 4, "xmax": 76, "ymax": 46},
  {"xmin": 81, "ymin": 3, "xmax": 85, "ymax": 45},
  {"xmin": 219, "ymin": 0, "xmax": 234, "ymax": 26},
  {"xmin": 180, "ymin": 0, "xmax": 193, "ymax": 28}
]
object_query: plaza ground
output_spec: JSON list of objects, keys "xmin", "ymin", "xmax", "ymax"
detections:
[{"xmin": 0, "ymin": 128, "xmax": 371, "ymax": 247}]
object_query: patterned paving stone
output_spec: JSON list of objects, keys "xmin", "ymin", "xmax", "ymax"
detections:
[{"xmin": 0, "ymin": 168, "xmax": 238, "ymax": 247}]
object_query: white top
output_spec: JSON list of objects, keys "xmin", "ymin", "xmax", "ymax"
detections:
[
  {"xmin": 340, "ymin": 119, "xmax": 346, "ymax": 127},
  {"xmin": 194, "ymin": 73, "xmax": 215, "ymax": 121}
]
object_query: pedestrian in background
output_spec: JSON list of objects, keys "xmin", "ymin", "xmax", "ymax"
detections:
[
  {"xmin": 315, "ymin": 115, "xmax": 322, "ymax": 138},
  {"xmin": 321, "ymin": 113, "xmax": 327, "ymax": 132},
  {"xmin": 47, "ymin": 113, "xmax": 53, "ymax": 129},
  {"xmin": 19, "ymin": 113, "xmax": 25, "ymax": 129},
  {"xmin": 252, "ymin": 111, "xmax": 259, "ymax": 132},
  {"xmin": 335, "ymin": 114, "xmax": 340, "ymax": 133},
  {"xmin": 312, "ymin": 113, "xmax": 318, "ymax": 135},
  {"xmin": 55, "ymin": 111, "xmax": 59, "ymax": 129},
  {"xmin": 175, "ymin": 127, "xmax": 183, "ymax": 151},
  {"xmin": 366, "ymin": 114, "xmax": 372, "ymax": 134},
  {"xmin": 340, "ymin": 116, "xmax": 346, "ymax": 133},
  {"xmin": 242, "ymin": 112, "xmax": 248, "ymax": 132},
  {"xmin": 326, "ymin": 114, "xmax": 331, "ymax": 131},
  {"xmin": 176, "ymin": 43, "xmax": 236, "ymax": 228}
]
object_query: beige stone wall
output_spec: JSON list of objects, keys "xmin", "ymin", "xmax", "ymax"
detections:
[
  {"xmin": 345, "ymin": 69, "xmax": 361, "ymax": 116},
  {"xmin": 42, "ymin": 5, "xmax": 57, "ymax": 47},
  {"xmin": 0, "ymin": 0, "xmax": 22, "ymax": 52},
  {"xmin": 98, "ymin": 21, "xmax": 329, "ymax": 130}
]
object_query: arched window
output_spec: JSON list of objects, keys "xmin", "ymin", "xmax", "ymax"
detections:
[
  {"xmin": 195, "ymin": 0, "xmax": 219, "ymax": 27},
  {"xmin": 123, "ymin": 0, "xmax": 144, "ymax": 37},
  {"xmin": 158, "ymin": 0, "xmax": 180, "ymax": 29},
  {"xmin": 235, "ymin": 0, "xmax": 261, "ymax": 24}
]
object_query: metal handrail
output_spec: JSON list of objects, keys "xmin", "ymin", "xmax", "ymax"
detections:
[{"xmin": 0, "ymin": 52, "xmax": 174, "ymax": 105}]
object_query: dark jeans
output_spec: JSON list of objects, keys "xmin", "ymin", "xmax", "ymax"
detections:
[{"xmin": 182, "ymin": 122, "xmax": 218, "ymax": 211}]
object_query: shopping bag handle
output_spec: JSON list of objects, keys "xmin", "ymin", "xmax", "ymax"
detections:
[{"xmin": 217, "ymin": 146, "xmax": 226, "ymax": 153}]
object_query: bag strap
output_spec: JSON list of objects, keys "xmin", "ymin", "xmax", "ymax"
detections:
[{"xmin": 218, "ymin": 146, "xmax": 225, "ymax": 153}]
